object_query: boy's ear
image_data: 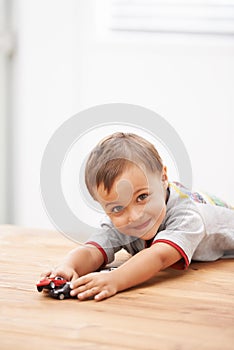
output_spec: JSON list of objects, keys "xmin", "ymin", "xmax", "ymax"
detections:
[{"xmin": 161, "ymin": 166, "xmax": 168, "ymax": 188}]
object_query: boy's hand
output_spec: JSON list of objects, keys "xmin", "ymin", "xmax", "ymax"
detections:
[
  {"xmin": 41, "ymin": 264, "xmax": 79, "ymax": 282},
  {"xmin": 70, "ymin": 271, "xmax": 118, "ymax": 301}
]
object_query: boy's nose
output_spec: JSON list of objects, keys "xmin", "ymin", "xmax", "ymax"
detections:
[{"xmin": 127, "ymin": 206, "xmax": 144, "ymax": 224}]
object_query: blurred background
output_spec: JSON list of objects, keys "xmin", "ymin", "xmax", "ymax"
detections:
[{"xmin": 1, "ymin": 0, "xmax": 234, "ymax": 230}]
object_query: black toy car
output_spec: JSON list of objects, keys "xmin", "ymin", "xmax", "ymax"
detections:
[{"xmin": 49, "ymin": 282, "xmax": 72, "ymax": 300}]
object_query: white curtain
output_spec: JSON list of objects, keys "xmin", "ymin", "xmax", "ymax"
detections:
[{"xmin": 0, "ymin": 0, "xmax": 11, "ymax": 223}]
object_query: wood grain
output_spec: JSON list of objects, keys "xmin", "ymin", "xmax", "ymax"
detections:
[{"xmin": 0, "ymin": 225, "xmax": 234, "ymax": 350}]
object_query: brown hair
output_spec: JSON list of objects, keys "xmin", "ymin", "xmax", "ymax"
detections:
[{"xmin": 85, "ymin": 132, "xmax": 163, "ymax": 199}]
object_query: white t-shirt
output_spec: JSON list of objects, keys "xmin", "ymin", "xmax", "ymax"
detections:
[{"xmin": 86, "ymin": 182, "xmax": 234, "ymax": 270}]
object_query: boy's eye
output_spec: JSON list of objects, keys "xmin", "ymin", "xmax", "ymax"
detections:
[
  {"xmin": 111, "ymin": 205, "xmax": 124, "ymax": 213},
  {"xmin": 137, "ymin": 193, "xmax": 148, "ymax": 202}
]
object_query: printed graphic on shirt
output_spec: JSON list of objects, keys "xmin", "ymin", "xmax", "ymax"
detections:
[{"xmin": 170, "ymin": 182, "xmax": 233, "ymax": 209}]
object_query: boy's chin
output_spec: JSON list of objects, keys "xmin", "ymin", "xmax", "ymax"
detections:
[
  {"xmin": 115, "ymin": 219, "xmax": 160, "ymax": 240},
  {"xmin": 120, "ymin": 227, "xmax": 156, "ymax": 241},
  {"xmin": 138, "ymin": 229, "xmax": 156, "ymax": 241}
]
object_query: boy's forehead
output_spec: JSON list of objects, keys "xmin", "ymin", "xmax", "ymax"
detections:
[
  {"xmin": 114, "ymin": 165, "xmax": 149, "ymax": 187},
  {"xmin": 96, "ymin": 165, "xmax": 151, "ymax": 204}
]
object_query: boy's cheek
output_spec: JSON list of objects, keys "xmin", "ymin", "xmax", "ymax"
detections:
[
  {"xmin": 111, "ymin": 219, "xmax": 126, "ymax": 231},
  {"xmin": 108, "ymin": 214, "xmax": 126, "ymax": 228}
]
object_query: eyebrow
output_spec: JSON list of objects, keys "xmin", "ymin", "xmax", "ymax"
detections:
[{"xmin": 105, "ymin": 187, "xmax": 149, "ymax": 209}]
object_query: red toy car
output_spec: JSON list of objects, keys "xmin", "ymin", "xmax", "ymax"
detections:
[{"xmin": 36, "ymin": 276, "xmax": 67, "ymax": 292}]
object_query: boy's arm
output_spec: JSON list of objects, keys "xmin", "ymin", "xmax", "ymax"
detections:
[
  {"xmin": 64, "ymin": 244, "xmax": 105, "ymax": 276},
  {"xmin": 115, "ymin": 242, "xmax": 182, "ymax": 291},
  {"xmin": 41, "ymin": 244, "xmax": 104, "ymax": 281},
  {"xmin": 70, "ymin": 242, "xmax": 182, "ymax": 300}
]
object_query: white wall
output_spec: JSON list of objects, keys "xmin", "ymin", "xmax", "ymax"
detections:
[
  {"xmin": 11, "ymin": 0, "xmax": 80, "ymax": 228},
  {"xmin": 11, "ymin": 0, "xmax": 234, "ymax": 230}
]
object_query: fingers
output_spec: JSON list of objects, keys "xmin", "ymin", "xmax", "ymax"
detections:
[
  {"xmin": 71, "ymin": 271, "xmax": 79, "ymax": 283},
  {"xmin": 70, "ymin": 275, "xmax": 92, "ymax": 289},
  {"xmin": 74, "ymin": 287, "xmax": 100, "ymax": 301},
  {"xmin": 70, "ymin": 273, "xmax": 116, "ymax": 301},
  {"xmin": 70, "ymin": 276, "xmax": 94, "ymax": 298},
  {"xmin": 72, "ymin": 286, "xmax": 111, "ymax": 301},
  {"xmin": 41, "ymin": 264, "xmax": 79, "ymax": 281},
  {"xmin": 40, "ymin": 269, "xmax": 61, "ymax": 279},
  {"xmin": 50, "ymin": 269, "xmax": 67, "ymax": 279},
  {"xmin": 94, "ymin": 290, "xmax": 109, "ymax": 301},
  {"xmin": 40, "ymin": 270, "xmax": 52, "ymax": 278}
]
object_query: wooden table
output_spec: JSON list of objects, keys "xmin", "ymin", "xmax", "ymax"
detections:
[{"xmin": 0, "ymin": 225, "xmax": 234, "ymax": 350}]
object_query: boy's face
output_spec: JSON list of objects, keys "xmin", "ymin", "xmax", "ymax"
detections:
[{"xmin": 95, "ymin": 164, "xmax": 168, "ymax": 241}]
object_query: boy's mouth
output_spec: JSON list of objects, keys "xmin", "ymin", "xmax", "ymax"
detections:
[{"xmin": 133, "ymin": 218, "xmax": 152, "ymax": 230}]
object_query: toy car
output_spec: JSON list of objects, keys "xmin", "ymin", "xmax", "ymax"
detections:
[
  {"xmin": 36, "ymin": 268, "xmax": 118, "ymax": 300},
  {"xmin": 36, "ymin": 276, "xmax": 67, "ymax": 292},
  {"xmin": 49, "ymin": 282, "xmax": 72, "ymax": 300}
]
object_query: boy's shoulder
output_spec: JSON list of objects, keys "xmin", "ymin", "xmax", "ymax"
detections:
[
  {"xmin": 160, "ymin": 182, "xmax": 204, "ymax": 232},
  {"xmin": 165, "ymin": 182, "xmax": 234, "ymax": 233},
  {"xmin": 166, "ymin": 182, "xmax": 205, "ymax": 217}
]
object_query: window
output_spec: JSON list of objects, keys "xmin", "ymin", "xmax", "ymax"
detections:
[{"xmin": 98, "ymin": 0, "xmax": 234, "ymax": 36}]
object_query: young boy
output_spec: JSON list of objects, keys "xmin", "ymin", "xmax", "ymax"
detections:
[{"xmin": 41, "ymin": 132, "xmax": 234, "ymax": 301}]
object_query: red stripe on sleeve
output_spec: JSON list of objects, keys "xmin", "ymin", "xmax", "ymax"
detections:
[
  {"xmin": 152, "ymin": 239, "xmax": 189, "ymax": 270},
  {"xmin": 85, "ymin": 241, "xmax": 108, "ymax": 265}
]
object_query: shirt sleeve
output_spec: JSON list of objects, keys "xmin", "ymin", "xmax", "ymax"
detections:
[{"xmin": 152, "ymin": 205, "xmax": 205, "ymax": 270}]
